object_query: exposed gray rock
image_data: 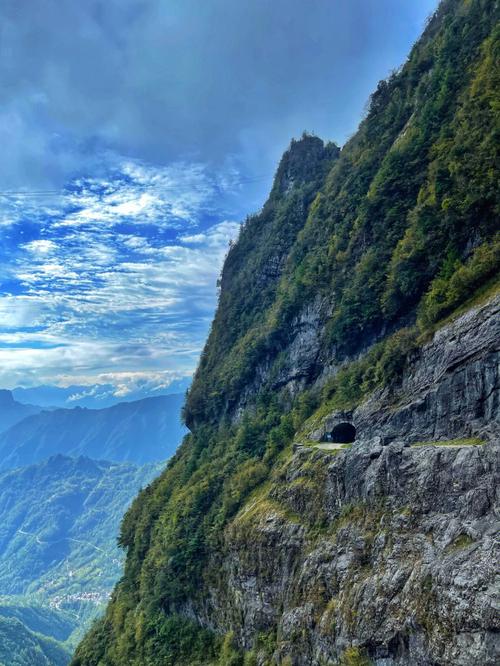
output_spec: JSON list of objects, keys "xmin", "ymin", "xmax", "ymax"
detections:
[
  {"xmin": 193, "ymin": 295, "xmax": 500, "ymax": 665},
  {"xmin": 199, "ymin": 439, "xmax": 499, "ymax": 665},
  {"xmin": 312, "ymin": 295, "xmax": 500, "ymax": 446},
  {"xmin": 232, "ymin": 295, "xmax": 331, "ymax": 420}
]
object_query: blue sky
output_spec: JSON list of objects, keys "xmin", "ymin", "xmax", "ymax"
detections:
[{"xmin": 0, "ymin": 0, "xmax": 438, "ymax": 396}]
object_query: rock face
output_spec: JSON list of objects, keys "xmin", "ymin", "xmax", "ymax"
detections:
[
  {"xmin": 72, "ymin": 2, "xmax": 500, "ymax": 662},
  {"xmin": 198, "ymin": 297, "xmax": 500, "ymax": 665},
  {"xmin": 208, "ymin": 441, "xmax": 499, "ymax": 665},
  {"xmin": 311, "ymin": 295, "xmax": 500, "ymax": 446}
]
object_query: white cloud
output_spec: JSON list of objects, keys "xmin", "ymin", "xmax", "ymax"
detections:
[
  {"xmin": 181, "ymin": 220, "xmax": 239, "ymax": 246},
  {"xmin": 22, "ymin": 240, "xmax": 57, "ymax": 254},
  {"xmin": 51, "ymin": 158, "xmax": 227, "ymax": 231},
  {"xmin": 0, "ymin": 161, "xmax": 241, "ymax": 388}
]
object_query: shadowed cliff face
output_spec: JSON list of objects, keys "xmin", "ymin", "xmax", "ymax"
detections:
[{"xmin": 73, "ymin": 1, "xmax": 500, "ymax": 664}]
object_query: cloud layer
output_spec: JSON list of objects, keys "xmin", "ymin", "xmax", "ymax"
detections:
[
  {"xmin": 0, "ymin": 0, "xmax": 438, "ymax": 189},
  {"xmin": 0, "ymin": 0, "xmax": 439, "ymax": 391},
  {"xmin": 0, "ymin": 156, "xmax": 239, "ymax": 388}
]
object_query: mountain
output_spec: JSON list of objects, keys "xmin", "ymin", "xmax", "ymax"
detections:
[
  {"xmin": 0, "ymin": 600, "xmax": 75, "ymax": 644},
  {"xmin": 0, "ymin": 615, "xmax": 70, "ymax": 666},
  {"xmin": 74, "ymin": 2, "xmax": 499, "ymax": 665},
  {"xmin": 0, "ymin": 390, "xmax": 43, "ymax": 435},
  {"xmin": 0, "ymin": 393, "xmax": 176, "ymax": 663},
  {"xmin": 0, "ymin": 455, "xmax": 161, "ymax": 597},
  {"xmin": 0, "ymin": 455, "xmax": 162, "ymax": 651},
  {"xmin": 12, "ymin": 378, "xmax": 191, "ymax": 409},
  {"xmin": 0, "ymin": 394, "xmax": 186, "ymax": 470}
]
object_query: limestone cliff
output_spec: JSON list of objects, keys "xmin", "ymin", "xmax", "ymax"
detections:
[
  {"xmin": 197, "ymin": 296, "xmax": 500, "ymax": 665},
  {"xmin": 73, "ymin": 1, "xmax": 499, "ymax": 664}
]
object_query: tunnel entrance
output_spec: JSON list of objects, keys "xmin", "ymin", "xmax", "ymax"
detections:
[{"xmin": 329, "ymin": 422, "xmax": 356, "ymax": 444}]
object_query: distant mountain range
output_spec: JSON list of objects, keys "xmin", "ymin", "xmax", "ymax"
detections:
[
  {"xmin": 0, "ymin": 390, "xmax": 44, "ymax": 435},
  {"xmin": 0, "ymin": 393, "xmax": 186, "ymax": 470},
  {"xmin": 0, "ymin": 385, "xmax": 186, "ymax": 663},
  {"xmin": 11, "ymin": 378, "xmax": 191, "ymax": 409}
]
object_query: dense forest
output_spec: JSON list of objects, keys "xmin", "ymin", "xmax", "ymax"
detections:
[{"xmin": 73, "ymin": 1, "xmax": 499, "ymax": 664}]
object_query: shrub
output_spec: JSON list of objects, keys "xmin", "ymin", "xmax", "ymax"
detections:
[{"xmin": 418, "ymin": 235, "xmax": 500, "ymax": 328}]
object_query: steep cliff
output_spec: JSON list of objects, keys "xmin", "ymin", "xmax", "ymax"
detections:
[
  {"xmin": 194, "ymin": 295, "xmax": 500, "ymax": 666},
  {"xmin": 73, "ymin": 1, "xmax": 499, "ymax": 664}
]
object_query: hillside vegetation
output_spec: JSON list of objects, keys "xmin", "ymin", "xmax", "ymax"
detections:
[
  {"xmin": 0, "ymin": 615, "xmax": 70, "ymax": 666},
  {"xmin": 73, "ymin": 1, "xmax": 500, "ymax": 664},
  {"xmin": 0, "ymin": 455, "xmax": 161, "ymax": 600},
  {"xmin": 0, "ymin": 599, "xmax": 75, "ymax": 644},
  {"xmin": 0, "ymin": 455, "xmax": 162, "ymax": 655}
]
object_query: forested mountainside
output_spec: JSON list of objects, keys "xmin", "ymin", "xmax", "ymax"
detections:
[
  {"xmin": 0, "ymin": 389, "xmax": 185, "ymax": 664},
  {"xmin": 0, "ymin": 391, "xmax": 186, "ymax": 664},
  {"xmin": 0, "ymin": 456, "xmax": 161, "ymax": 660},
  {"xmin": 0, "ymin": 456, "xmax": 161, "ymax": 600},
  {"xmin": 74, "ymin": 1, "xmax": 499, "ymax": 664},
  {"xmin": 0, "ymin": 601, "xmax": 75, "ymax": 645},
  {"xmin": 0, "ymin": 615, "xmax": 71, "ymax": 666},
  {"xmin": 0, "ymin": 394, "xmax": 186, "ymax": 470}
]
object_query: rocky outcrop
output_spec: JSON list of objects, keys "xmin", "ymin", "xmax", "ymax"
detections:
[
  {"xmin": 311, "ymin": 294, "xmax": 500, "ymax": 446},
  {"xmin": 272, "ymin": 135, "xmax": 340, "ymax": 196},
  {"xmin": 205, "ymin": 440, "xmax": 499, "ymax": 665},
  {"xmin": 195, "ymin": 295, "xmax": 500, "ymax": 665}
]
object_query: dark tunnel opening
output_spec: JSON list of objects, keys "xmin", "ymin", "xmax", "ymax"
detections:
[{"xmin": 328, "ymin": 422, "xmax": 356, "ymax": 444}]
